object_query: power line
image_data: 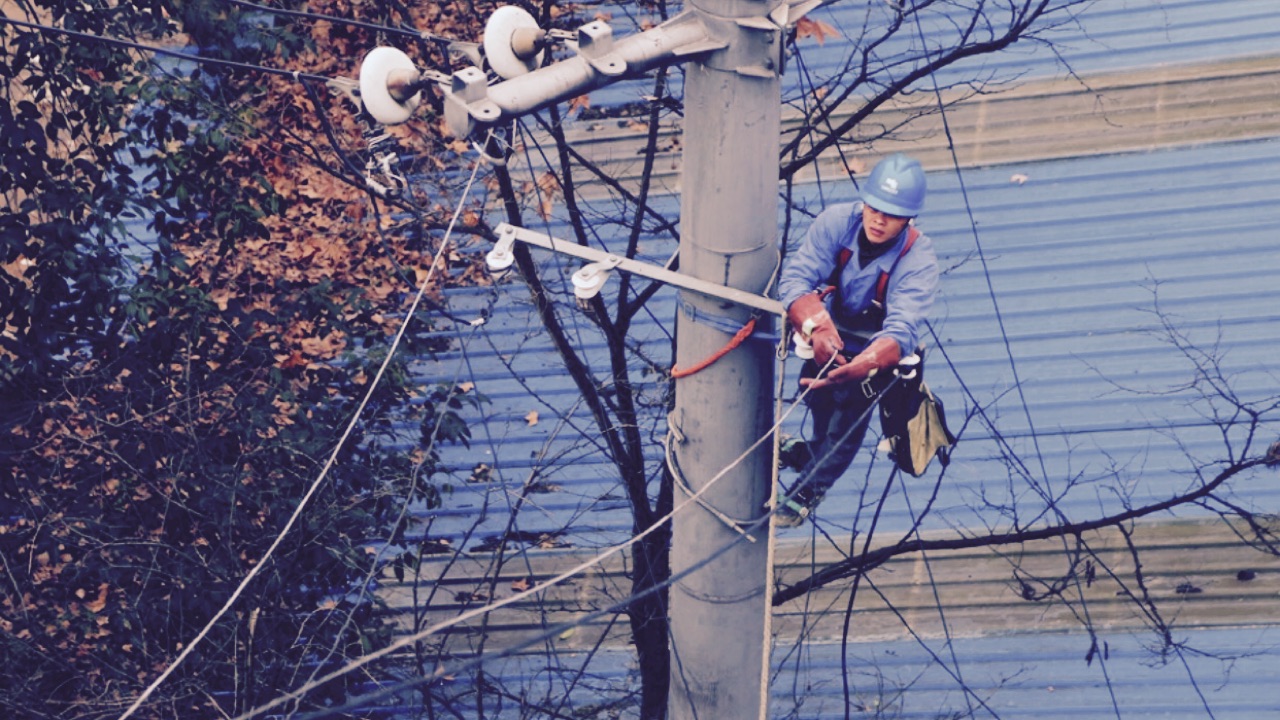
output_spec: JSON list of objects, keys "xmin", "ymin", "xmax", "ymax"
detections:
[
  {"xmin": 0, "ymin": 14, "xmax": 332, "ymax": 83},
  {"xmin": 115, "ymin": 127, "xmax": 496, "ymax": 720},
  {"xmin": 228, "ymin": 369, "xmax": 823, "ymax": 720},
  {"xmin": 903, "ymin": 9, "xmax": 1130, "ymax": 716},
  {"xmin": 225, "ymin": 0, "xmax": 456, "ymax": 46}
]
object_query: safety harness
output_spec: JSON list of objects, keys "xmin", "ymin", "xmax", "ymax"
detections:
[
  {"xmin": 828, "ymin": 224, "xmax": 956, "ymax": 477},
  {"xmin": 826, "ymin": 225, "xmax": 920, "ymax": 309}
]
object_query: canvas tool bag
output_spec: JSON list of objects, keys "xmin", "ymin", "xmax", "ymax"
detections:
[{"xmin": 877, "ymin": 354, "xmax": 957, "ymax": 477}]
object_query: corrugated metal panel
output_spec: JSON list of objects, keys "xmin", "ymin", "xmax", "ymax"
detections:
[
  {"xmin": 414, "ymin": 137, "xmax": 1280, "ymax": 545},
  {"xmin": 768, "ymin": 626, "xmax": 1280, "ymax": 718},
  {"xmin": 387, "ymin": 1, "xmax": 1280, "ymax": 716},
  {"xmin": 377, "ymin": 516, "xmax": 1280, "ymax": 717},
  {"xmin": 582, "ymin": 0, "xmax": 1280, "ymax": 111},
  {"xmin": 794, "ymin": 0, "xmax": 1280, "ymax": 86},
  {"xmin": 363, "ymin": 627, "xmax": 1280, "ymax": 718}
]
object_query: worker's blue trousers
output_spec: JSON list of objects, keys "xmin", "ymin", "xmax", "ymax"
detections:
[{"xmin": 791, "ymin": 359, "xmax": 889, "ymax": 505}]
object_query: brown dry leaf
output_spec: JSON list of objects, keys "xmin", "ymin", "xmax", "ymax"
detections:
[
  {"xmin": 567, "ymin": 94, "xmax": 591, "ymax": 114},
  {"xmin": 795, "ymin": 17, "xmax": 840, "ymax": 44},
  {"xmin": 85, "ymin": 584, "xmax": 108, "ymax": 613},
  {"xmin": 525, "ymin": 410, "xmax": 539, "ymax": 426},
  {"xmin": 536, "ymin": 172, "xmax": 561, "ymax": 197},
  {"xmin": 813, "ymin": 86, "xmax": 829, "ymax": 102},
  {"xmin": 278, "ymin": 351, "xmax": 307, "ymax": 369},
  {"xmin": 511, "ymin": 577, "xmax": 531, "ymax": 592},
  {"xmin": 457, "ymin": 381, "xmax": 474, "ymax": 393},
  {"xmin": 300, "ymin": 332, "xmax": 345, "ymax": 358},
  {"xmin": 537, "ymin": 535, "xmax": 567, "ymax": 549},
  {"xmin": 535, "ymin": 171, "xmax": 561, "ymax": 220}
]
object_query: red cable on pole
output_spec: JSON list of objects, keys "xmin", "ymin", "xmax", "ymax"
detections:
[{"xmin": 670, "ymin": 318, "xmax": 758, "ymax": 379}]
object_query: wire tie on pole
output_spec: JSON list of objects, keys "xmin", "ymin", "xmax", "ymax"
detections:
[
  {"xmin": 666, "ymin": 410, "xmax": 686, "ymax": 444},
  {"xmin": 666, "ymin": 432, "xmax": 759, "ymax": 541}
]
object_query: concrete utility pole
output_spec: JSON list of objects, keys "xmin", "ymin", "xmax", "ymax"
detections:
[
  {"xmin": 360, "ymin": 2, "xmax": 793, "ymax": 716},
  {"xmin": 665, "ymin": 0, "xmax": 782, "ymax": 717}
]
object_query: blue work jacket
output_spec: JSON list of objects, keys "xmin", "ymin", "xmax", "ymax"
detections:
[{"xmin": 778, "ymin": 202, "xmax": 939, "ymax": 357}]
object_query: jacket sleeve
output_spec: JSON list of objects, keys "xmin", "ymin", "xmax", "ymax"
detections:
[
  {"xmin": 873, "ymin": 232, "xmax": 939, "ymax": 356},
  {"xmin": 777, "ymin": 204, "xmax": 854, "ymax": 311}
]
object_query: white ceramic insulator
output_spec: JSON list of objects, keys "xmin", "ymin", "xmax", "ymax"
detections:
[{"xmin": 359, "ymin": 47, "xmax": 422, "ymax": 125}]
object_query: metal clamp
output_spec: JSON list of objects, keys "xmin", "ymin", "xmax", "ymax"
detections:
[{"xmin": 493, "ymin": 223, "xmax": 785, "ymax": 317}]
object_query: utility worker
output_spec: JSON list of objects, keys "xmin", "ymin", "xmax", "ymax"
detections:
[{"xmin": 774, "ymin": 153, "xmax": 939, "ymax": 526}]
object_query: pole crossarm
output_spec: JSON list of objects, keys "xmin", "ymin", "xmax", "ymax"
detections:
[
  {"xmin": 445, "ymin": 11, "xmax": 720, "ymax": 136},
  {"xmin": 492, "ymin": 223, "xmax": 785, "ymax": 317}
]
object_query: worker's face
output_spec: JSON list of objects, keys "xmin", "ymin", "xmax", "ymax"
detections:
[{"xmin": 862, "ymin": 204, "xmax": 911, "ymax": 245}]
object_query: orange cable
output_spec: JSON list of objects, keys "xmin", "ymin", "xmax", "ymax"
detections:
[{"xmin": 670, "ymin": 317, "xmax": 758, "ymax": 379}]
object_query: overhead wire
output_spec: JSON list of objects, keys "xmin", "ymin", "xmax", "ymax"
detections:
[
  {"xmin": 451, "ymin": 310, "xmax": 619, "ymax": 705},
  {"xmin": 0, "ymin": 14, "xmax": 333, "ymax": 83},
  {"xmin": 6, "ymin": 8, "xmax": 522, "ymax": 712},
  {"xmin": 901, "ymin": 4, "xmax": 1129, "ymax": 717},
  {"xmin": 228, "ymin": 372, "xmax": 835, "ymax": 720},
  {"xmin": 769, "ymin": 70, "xmax": 818, "ymax": 689},
  {"xmin": 283, "ymin": 314, "xmax": 492, "ymax": 719},
  {"xmin": 115, "ymin": 130, "xmax": 496, "ymax": 720},
  {"xmin": 224, "ymin": 0, "xmax": 456, "ymax": 46},
  {"xmin": 897, "ymin": 463, "xmax": 978, "ymax": 718},
  {"xmin": 863, "ymin": 576, "xmax": 1004, "ymax": 718}
]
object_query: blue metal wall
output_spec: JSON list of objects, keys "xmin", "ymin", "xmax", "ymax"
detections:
[
  {"xmin": 398, "ymin": 1, "xmax": 1280, "ymax": 716},
  {"xmin": 416, "ymin": 136, "xmax": 1280, "ymax": 545},
  {"xmin": 583, "ymin": 0, "xmax": 1280, "ymax": 113}
]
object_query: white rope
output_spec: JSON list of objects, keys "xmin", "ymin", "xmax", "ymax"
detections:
[
  {"xmin": 117, "ymin": 132, "xmax": 494, "ymax": 720},
  {"xmin": 227, "ymin": 358, "xmax": 820, "ymax": 720}
]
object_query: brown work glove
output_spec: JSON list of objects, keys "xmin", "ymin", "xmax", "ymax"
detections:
[
  {"xmin": 788, "ymin": 293, "xmax": 844, "ymax": 368},
  {"xmin": 800, "ymin": 336, "xmax": 901, "ymax": 391}
]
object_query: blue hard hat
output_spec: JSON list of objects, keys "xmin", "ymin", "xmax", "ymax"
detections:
[{"xmin": 862, "ymin": 153, "xmax": 926, "ymax": 217}]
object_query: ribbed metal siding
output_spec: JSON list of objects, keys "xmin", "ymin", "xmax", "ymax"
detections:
[
  {"xmin": 769, "ymin": 626, "xmax": 1280, "ymax": 718},
  {"xmin": 392, "ymin": 3, "xmax": 1280, "ymax": 716},
  {"xmin": 416, "ymin": 137, "xmax": 1280, "ymax": 545},
  {"xmin": 583, "ymin": 0, "xmax": 1280, "ymax": 112}
]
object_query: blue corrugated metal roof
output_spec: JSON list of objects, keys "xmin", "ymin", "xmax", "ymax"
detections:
[
  {"xmin": 582, "ymin": 0, "xmax": 1280, "ymax": 112},
  {"xmin": 769, "ymin": 626, "xmax": 1280, "ymax": 718},
  {"xmin": 416, "ymin": 138, "xmax": 1280, "ymax": 544},
  {"xmin": 368, "ymin": 625, "xmax": 1280, "ymax": 718},
  {"xmin": 394, "ymin": 1, "xmax": 1280, "ymax": 716}
]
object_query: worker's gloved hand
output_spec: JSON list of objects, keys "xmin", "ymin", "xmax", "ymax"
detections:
[
  {"xmin": 788, "ymin": 293, "xmax": 844, "ymax": 367},
  {"xmin": 808, "ymin": 322, "xmax": 844, "ymax": 368},
  {"xmin": 801, "ymin": 337, "xmax": 901, "ymax": 391}
]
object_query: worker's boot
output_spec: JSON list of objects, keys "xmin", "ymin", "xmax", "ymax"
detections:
[{"xmin": 772, "ymin": 487, "xmax": 824, "ymax": 528}]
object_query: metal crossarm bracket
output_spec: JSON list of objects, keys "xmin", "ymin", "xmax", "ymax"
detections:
[{"xmin": 493, "ymin": 223, "xmax": 785, "ymax": 317}]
